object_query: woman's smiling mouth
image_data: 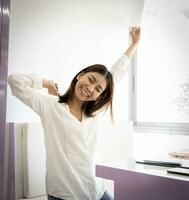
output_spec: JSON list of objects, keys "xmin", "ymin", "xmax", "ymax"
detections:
[{"xmin": 81, "ymin": 86, "xmax": 90, "ymax": 98}]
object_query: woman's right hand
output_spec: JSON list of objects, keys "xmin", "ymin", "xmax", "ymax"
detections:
[{"xmin": 42, "ymin": 79, "xmax": 60, "ymax": 96}]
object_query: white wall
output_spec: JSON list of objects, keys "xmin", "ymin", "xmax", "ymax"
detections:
[
  {"xmin": 7, "ymin": 0, "xmax": 189, "ymax": 164},
  {"xmin": 133, "ymin": 132, "xmax": 189, "ymax": 161},
  {"xmin": 7, "ymin": 0, "xmax": 143, "ymax": 122}
]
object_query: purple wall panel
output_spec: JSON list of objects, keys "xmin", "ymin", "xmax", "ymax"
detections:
[
  {"xmin": 96, "ymin": 165, "xmax": 189, "ymax": 200},
  {"xmin": 0, "ymin": 0, "xmax": 10, "ymax": 199},
  {"xmin": 7, "ymin": 123, "xmax": 15, "ymax": 200}
]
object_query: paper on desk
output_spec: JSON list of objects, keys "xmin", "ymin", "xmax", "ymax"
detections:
[{"xmin": 169, "ymin": 149, "xmax": 189, "ymax": 159}]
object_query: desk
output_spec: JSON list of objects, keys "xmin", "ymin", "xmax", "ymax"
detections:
[{"xmin": 96, "ymin": 160, "xmax": 189, "ymax": 200}]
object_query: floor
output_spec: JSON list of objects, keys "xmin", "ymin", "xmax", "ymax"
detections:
[{"xmin": 17, "ymin": 195, "xmax": 47, "ymax": 200}]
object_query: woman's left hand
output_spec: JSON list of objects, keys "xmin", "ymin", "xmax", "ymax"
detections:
[
  {"xmin": 43, "ymin": 79, "xmax": 60, "ymax": 96},
  {"xmin": 130, "ymin": 27, "xmax": 141, "ymax": 44}
]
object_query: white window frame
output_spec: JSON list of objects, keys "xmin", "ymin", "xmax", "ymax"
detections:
[{"xmin": 128, "ymin": 53, "xmax": 189, "ymax": 135}]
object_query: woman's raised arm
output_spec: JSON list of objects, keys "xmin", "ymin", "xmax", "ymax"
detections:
[
  {"xmin": 110, "ymin": 27, "xmax": 141, "ymax": 84},
  {"xmin": 125, "ymin": 27, "xmax": 140, "ymax": 58}
]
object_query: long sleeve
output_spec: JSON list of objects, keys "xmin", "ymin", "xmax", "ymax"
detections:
[
  {"xmin": 110, "ymin": 54, "xmax": 130, "ymax": 84},
  {"xmin": 8, "ymin": 73, "xmax": 47, "ymax": 116}
]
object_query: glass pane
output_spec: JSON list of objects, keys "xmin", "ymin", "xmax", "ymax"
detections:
[{"xmin": 137, "ymin": 0, "xmax": 189, "ymax": 123}]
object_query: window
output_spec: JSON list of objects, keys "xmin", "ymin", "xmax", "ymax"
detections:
[{"xmin": 130, "ymin": 0, "xmax": 189, "ymax": 134}]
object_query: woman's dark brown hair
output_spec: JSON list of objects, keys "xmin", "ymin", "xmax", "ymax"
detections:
[{"xmin": 58, "ymin": 64, "xmax": 114, "ymax": 118}]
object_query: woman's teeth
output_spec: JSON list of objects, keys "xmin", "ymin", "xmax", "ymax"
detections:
[{"xmin": 81, "ymin": 87, "xmax": 89, "ymax": 97}]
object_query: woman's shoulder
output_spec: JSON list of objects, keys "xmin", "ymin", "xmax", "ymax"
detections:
[{"xmin": 43, "ymin": 95, "xmax": 68, "ymax": 114}]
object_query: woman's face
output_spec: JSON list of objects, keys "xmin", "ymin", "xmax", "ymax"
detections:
[{"xmin": 74, "ymin": 72, "xmax": 107, "ymax": 102}]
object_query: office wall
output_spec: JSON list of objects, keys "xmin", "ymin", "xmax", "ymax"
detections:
[
  {"xmin": 133, "ymin": 132, "xmax": 189, "ymax": 161},
  {"xmin": 7, "ymin": 0, "xmax": 189, "ymax": 164},
  {"xmin": 6, "ymin": 0, "xmax": 144, "ymax": 123}
]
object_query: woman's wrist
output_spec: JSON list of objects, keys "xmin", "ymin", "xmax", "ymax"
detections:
[
  {"xmin": 125, "ymin": 42, "xmax": 138, "ymax": 58},
  {"xmin": 131, "ymin": 41, "xmax": 139, "ymax": 46}
]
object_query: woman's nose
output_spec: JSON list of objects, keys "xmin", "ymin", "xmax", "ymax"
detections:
[{"xmin": 87, "ymin": 85, "xmax": 94, "ymax": 94}]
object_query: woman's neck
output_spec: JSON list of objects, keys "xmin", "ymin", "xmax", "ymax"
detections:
[
  {"xmin": 68, "ymin": 96, "xmax": 83, "ymax": 112},
  {"xmin": 67, "ymin": 97, "xmax": 84, "ymax": 122}
]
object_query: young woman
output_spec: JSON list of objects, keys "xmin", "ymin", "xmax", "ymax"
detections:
[{"xmin": 8, "ymin": 27, "xmax": 140, "ymax": 200}]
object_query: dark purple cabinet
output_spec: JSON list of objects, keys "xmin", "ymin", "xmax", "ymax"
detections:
[{"xmin": 96, "ymin": 164, "xmax": 189, "ymax": 200}]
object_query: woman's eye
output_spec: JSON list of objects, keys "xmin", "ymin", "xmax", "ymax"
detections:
[{"xmin": 96, "ymin": 88, "xmax": 101, "ymax": 93}]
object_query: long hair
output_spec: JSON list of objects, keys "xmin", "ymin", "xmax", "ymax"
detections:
[{"xmin": 58, "ymin": 64, "xmax": 114, "ymax": 118}]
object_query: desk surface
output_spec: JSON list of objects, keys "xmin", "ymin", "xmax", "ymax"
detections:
[{"xmin": 97, "ymin": 158, "xmax": 189, "ymax": 182}]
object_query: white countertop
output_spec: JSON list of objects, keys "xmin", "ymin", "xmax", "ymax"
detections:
[{"xmin": 97, "ymin": 158, "xmax": 189, "ymax": 182}]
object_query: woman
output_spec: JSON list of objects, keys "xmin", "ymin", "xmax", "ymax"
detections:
[{"xmin": 8, "ymin": 27, "xmax": 140, "ymax": 200}]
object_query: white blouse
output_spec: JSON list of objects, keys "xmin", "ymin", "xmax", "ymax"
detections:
[{"xmin": 8, "ymin": 54, "xmax": 129, "ymax": 200}]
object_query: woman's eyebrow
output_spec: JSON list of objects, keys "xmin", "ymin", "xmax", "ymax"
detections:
[{"xmin": 91, "ymin": 74, "xmax": 96, "ymax": 82}]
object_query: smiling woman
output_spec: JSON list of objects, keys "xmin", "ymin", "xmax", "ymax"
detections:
[
  {"xmin": 5, "ymin": 0, "xmax": 144, "ymax": 199},
  {"xmin": 8, "ymin": 27, "xmax": 140, "ymax": 200}
]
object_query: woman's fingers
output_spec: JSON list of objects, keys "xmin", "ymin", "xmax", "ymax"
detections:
[
  {"xmin": 130, "ymin": 27, "xmax": 140, "ymax": 35},
  {"xmin": 47, "ymin": 82, "xmax": 60, "ymax": 96},
  {"xmin": 54, "ymin": 83, "xmax": 60, "ymax": 96},
  {"xmin": 129, "ymin": 26, "xmax": 138, "ymax": 32},
  {"xmin": 135, "ymin": 27, "xmax": 141, "ymax": 35},
  {"xmin": 55, "ymin": 83, "xmax": 59, "ymax": 91}
]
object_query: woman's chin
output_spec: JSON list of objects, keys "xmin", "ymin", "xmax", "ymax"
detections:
[{"xmin": 74, "ymin": 93, "xmax": 87, "ymax": 102}]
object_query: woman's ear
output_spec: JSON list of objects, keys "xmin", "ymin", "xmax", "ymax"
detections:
[{"xmin": 76, "ymin": 72, "xmax": 85, "ymax": 80}]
